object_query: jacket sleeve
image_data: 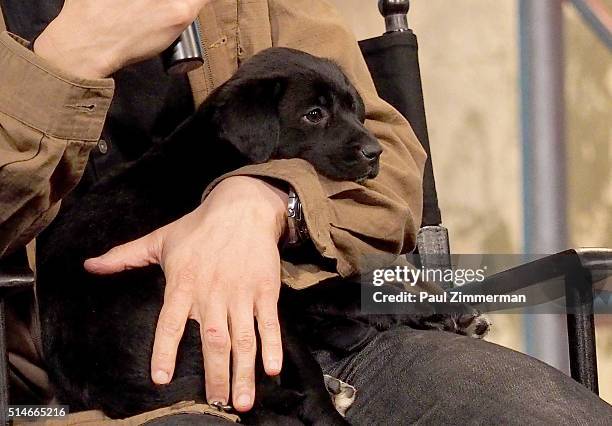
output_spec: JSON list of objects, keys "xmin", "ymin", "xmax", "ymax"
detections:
[
  {"xmin": 202, "ymin": 0, "xmax": 426, "ymax": 288},
  {"xmin": 0, "ymin": 32, "xmax": 114, "ymax": 257}
]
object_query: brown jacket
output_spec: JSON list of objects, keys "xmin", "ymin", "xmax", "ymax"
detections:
[
  {"xmin": 0, "ymin": 0, "xmax": 426, "ymax": 289},
  {"xmin": 1, "ymin": 0, "xmax": 425, "ymax": 418}
]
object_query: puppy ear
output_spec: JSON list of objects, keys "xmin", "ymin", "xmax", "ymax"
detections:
[{"xmin": 212, "ymin": 77, "xmax": 286, "ymax": 163}]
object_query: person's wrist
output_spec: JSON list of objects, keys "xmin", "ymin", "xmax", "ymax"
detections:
[
  {"xmin": 34, "ymin": 21, "xmax": 114, "ymax": 79},
  {"xmin": 209, "ymin": 176, "xmax": 288, "ymax": 242}
]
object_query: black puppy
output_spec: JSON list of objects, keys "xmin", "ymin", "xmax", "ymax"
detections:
[
  {"xmin": 36, "ymin": 47, "xmax": 491, "ymax": 424},
  {"xmin": 36, "ymin": 48, "xmax": 382, "ymax": 424}
]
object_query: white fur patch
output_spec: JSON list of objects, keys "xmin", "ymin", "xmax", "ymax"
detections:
[{"xmin": 324, "ymin": 374, "xmax": 356, "ymax": 417}]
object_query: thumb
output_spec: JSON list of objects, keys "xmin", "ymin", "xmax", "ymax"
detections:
[{"xmin": 84, "ymin": 230, "xmax": 163, "ymax": 275}]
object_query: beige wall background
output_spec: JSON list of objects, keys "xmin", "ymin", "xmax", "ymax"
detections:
[{"xmin": 331, "ymin": 0, "xmax": 612, "ymax": 403}]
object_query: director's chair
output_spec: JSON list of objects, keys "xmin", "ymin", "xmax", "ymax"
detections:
[
  {"xmin": 357, "ymin": 0, "xmax": 608, "ymax": 395},
  {"xmin": 0, "ymin": 0, "xmax": 610, "ymax": 423}
]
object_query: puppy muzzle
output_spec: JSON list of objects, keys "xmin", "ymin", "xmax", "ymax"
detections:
[{"xmin": 357, "ymin": 140, "xmax": 382, "ymax": 181}]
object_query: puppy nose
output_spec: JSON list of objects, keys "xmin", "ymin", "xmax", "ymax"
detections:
[{"xmin": 361, "ymin": 144, "xmax": 382, "ymax": 161}]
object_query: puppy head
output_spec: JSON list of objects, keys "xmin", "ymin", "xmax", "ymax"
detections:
[{"xmin": 209, "ymin": 48, "xmax": 382, "ymax": 182}]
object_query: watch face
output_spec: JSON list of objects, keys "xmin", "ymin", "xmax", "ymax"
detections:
[
  {"xmin": 285, "ymin": 188, "xmax": 307, "ymax": 246},
  {"xmin": 287, "ymin": 191, "xmax": 299, "ymax": 218}
]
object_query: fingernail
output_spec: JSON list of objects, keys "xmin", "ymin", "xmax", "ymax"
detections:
[
  {"xmin": 83, "ymin": 258, "xmax": 100, "ymax": 271},
  {"xmin": 153, "ymin": 370, "xmax": 169, "ymax": 384},
  {"xmin": 268, "ymin": 360, "xmax": 280, "ymax": 372},
  {"xmin": 237, "ymin": 394, "xmax": 251, "ymax": 407}
]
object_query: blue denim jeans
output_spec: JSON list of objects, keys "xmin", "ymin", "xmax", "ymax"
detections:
[
  {"xmin": 155, "ymin": 325, "xmax": 612, "ymax": 425},
  {"xmin": 315, "ymin": 327, "xmax": 612, "ymax": 425}
]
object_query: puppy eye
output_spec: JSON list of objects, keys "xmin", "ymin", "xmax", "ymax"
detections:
[{"xmin": 304, "ymin": 108, "xmax": 324, "ymax": 124}]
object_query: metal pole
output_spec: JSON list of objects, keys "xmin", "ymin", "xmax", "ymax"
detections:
[
  {"xmin": 519, "ymin": 0, "xmax": 570, "ymax": 374},
  {"xmin": 569, "ymin": 0, "xmax": 612, "ymax": 50}
]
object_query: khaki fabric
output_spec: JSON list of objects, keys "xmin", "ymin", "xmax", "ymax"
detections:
[
  {"xmin": 192, "ymin": 0, "xmax": 426, "ymax": 287},
  {"xmin": 0, "ymin": 0, "xmax": 426, "ymax": 285},
  {"xmin": 0, "ymin": 0, "xmax": 426, "ymax": 419},
  {"xmin": 0, "ymin": 31, "xmax": 115, "ymax": 257},
  {"xmin": 13, "ymin": 401, "xmax": 239, "ymax": 425}
]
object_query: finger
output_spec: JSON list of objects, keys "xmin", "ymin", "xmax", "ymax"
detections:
[
  {"xmin": 84, "ymin": 229, "xmax": 162, "ymax": 274},
  {"xmin": 255, "ymin": 296, "xmax": 282, "ymax": 376},
  {"xmin": 229, "ymin": 304, "xmax": 257, "ymax": 412},
  {"xmin": 202, "ymin": 304, "xmax": 231, "ymax": 405},
  {"xmin": 150, "ymin": 284, "xmax": 193, "ymax": 384}
]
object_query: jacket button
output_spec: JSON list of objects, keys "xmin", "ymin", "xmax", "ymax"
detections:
[{"xmin": 97, "ymin": 139, "xmax": 108, "ymax": 154}]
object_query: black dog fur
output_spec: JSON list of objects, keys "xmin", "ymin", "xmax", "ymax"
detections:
[
  {"xmin": 35, "ymin": 47, "xmax": 485, "ymax": 424},
  {"xmin": 35, "ymin": 48, "xmax": 383, "ymax": 424}
]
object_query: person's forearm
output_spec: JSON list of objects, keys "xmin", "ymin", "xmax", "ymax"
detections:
[
  {"xmin": 33, "ymin": 21, "xmax": 113, "ymax": 79},
  {"xmin": 198, "ymin": 0, "xmax": 428, "ymax": 285},
  {"xmin": 208, "ymin": 176, "xmax": 289, "ymax": 243},
  {"xmin": 1, "ymin": 0, "xmax": 214, "ymax": 255},
  {"xmin": 267, "ymin": 0, "xmax": 427, "ymax": 270}
]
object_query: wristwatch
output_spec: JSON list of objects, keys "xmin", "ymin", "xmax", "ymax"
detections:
[{"xmin": 285, "ymin": 188, "xmax": 309, "ymax": 247}]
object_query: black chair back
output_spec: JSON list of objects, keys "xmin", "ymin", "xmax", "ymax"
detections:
[
  {"xmin": 358, "ymin": 1, "xmax": 600, "ymax": 394},
  {"xmin": 358, "ymin": 0, "xmax": 453, "ymax": 289},
  {"xmin": 359, "ymin": 31, "xmax": 441, "ymax": 228}
]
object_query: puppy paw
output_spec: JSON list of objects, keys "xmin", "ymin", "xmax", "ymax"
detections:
[
  {"xmin": 424, "ymin": 312, "xmax": 491, "ymax": 339},
  {"xmin": 323, "ymin": 374, "xmax": 356, "ymax": 417},
  {"xmin": 456, "ymin": 312, "xmax": 492, "ymax": 339}
]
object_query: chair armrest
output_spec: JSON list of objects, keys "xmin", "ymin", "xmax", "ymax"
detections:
[
  {"xmin": 0, "ymin": 248, "xmax": 34, "ymax": 423},
  {"xmin": 574, "ymin": 248, "xmax": 612, "ymax": 277},
  {"xmin": 0, "ymin": 249, "xmax": 35, "ymax": 295},
  {"xmin": 457, "ymin": 248, "xmax": 612, "ymax": 306},
  {"xmin": 457, "ymin": 248, "xmax": 611, "ymax": 394}
]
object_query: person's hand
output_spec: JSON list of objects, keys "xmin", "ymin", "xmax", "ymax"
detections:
[
  {"xmin": 84, "ymin": 176, "xmax": 288, "ymax": 412},
  {"xmin": 33, "ymin": 0, "xmax": 211, "ymax": 79}
]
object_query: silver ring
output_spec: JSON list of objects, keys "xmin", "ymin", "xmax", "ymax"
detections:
[{"xmin": 210, "ymin": 401, "xmax": 233, "ymax": 412}]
